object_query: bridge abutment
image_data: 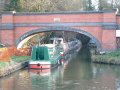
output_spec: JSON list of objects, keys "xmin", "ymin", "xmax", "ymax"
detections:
[
  {"xmin": 101, "ymin": 30, "xmax": 117, "ymax": 51},
  {"xmin": 0, "ymin": 12, "xmax": 15, "ymax": 46}
]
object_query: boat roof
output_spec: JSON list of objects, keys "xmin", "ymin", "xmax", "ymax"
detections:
[
  {"xmin": 40, "ymin": 44, "xmax": 56, "ymax": 48},
  {"xmin": 50, "ymin": 37, "xmax": 63, "ymax": 40}
]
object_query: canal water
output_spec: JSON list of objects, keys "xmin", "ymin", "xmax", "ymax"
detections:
[{"xmin": 0, "ymin": 47, "xmax": 120, "ymax": 90}]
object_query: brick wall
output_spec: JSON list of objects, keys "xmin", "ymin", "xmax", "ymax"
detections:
[
  {"xmin": 117, "ymin": 15, "xmax": 120, "ymax": 24},
  {"xmin": 0, "ymin": 11, "xmax": 118, "ymax": 51},
  {"xmin": 13, "ymin": 13, "xmax": 103, "ymax": 23}
]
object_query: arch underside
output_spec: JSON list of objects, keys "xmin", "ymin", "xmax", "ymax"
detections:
[{"xmin": 16, "ymin": 26, "xmax": 102, "ymax": 51}]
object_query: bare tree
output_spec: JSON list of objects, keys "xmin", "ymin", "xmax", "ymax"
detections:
[
  {"xmin": 3, "ymin": 0, "xmax": 120, "ymax": 13},
  {"xmin": 19, "ymin": 0, "xmax": 51, "ymax": 12},
  {"xmin": 50, "ymin": 0, "xmax": 84, "ymax": 11}
]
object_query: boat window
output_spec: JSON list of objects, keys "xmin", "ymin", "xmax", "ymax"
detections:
[
  {"xmin": 57, "ymin": 40, "xmax": 61, "ymax": 44},
  {"xmin": 49, "ymin": 40, "xmax": 54, "ymax": 44},
  {"xmin": 55, "ymin": 40, "xmax": 61, "ymax": 44}
]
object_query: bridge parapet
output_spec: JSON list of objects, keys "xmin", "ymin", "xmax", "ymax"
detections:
[
  {"xmin": 0, "ymin": 11, "xmax": 118, "ymax": 30},
  {"xmin": 0, "ymin": 12, "xmax": 14, "ymax": 30}
]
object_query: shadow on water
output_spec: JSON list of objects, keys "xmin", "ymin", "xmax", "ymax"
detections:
[
  {"xmin": 63, "ymin": 46, "xmax": 93, "ymax": 80},
  {"xmin": 77, "ymin": 45, "xmax": 92, "ymax": 62}
]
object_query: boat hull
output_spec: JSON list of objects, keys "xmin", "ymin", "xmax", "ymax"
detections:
[
  {"xmin": 29, "ymin": 61, "xmax": 51, "ymax": 69},
  {"xmin": 29, "ymin": 64, "xmax": 50, "ymax": 69}
]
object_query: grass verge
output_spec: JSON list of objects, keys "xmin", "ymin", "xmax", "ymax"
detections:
[{"xmin": 92, "ymin": 49, "xmax": 120, "ymax": 65}]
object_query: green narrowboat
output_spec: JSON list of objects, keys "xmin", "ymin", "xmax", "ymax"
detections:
[
  {"xmin": 29, "ymin": 44, "xmax": 62, "ymax": 69},
  {"xmin": 29, "ymin": 37, "xmax": 81, "ymax": 69}
]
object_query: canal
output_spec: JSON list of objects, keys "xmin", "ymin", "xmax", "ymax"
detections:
[{"xmin": 0, "ymin": 47, "xmax": 120, "ymax": 90}]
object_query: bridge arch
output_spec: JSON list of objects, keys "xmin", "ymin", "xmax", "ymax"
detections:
[{"xmin": 16, "ymin": 26, "xmax": 102, "ymax": 51}]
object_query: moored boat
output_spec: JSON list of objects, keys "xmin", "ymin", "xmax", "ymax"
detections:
[
  {"xmin": 29, "ymin": 37, "xmax": 81, "ymax": 69},
  {"xmin": 29, "ymin": 44, "xmax": 62, "ymax": 69}
]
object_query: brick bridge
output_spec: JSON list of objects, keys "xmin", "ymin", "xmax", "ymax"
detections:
[{"xmin": 0, "ymin": 10, "xmax": 120, "ymax": 52}]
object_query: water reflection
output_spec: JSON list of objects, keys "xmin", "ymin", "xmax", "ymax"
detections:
[
  {"xmin": 0, "ymin": 70, "xmax": 32, "ymax": 90},
  {"xmin": 0, "ymin": 47, "xmax": 120, "ymax": 90}
]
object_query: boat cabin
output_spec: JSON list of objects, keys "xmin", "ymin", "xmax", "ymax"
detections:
[{"xmin": 49, "ymin": 38, "xmax": 64, "ymax": 45}]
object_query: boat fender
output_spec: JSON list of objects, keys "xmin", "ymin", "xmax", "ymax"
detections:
[
  {"xmin": 41, "ymin": 66, "xmax": 42, "ymax": 70},
  {"xmin": 58, "ymin": 60, "xmax": 60, "ymax": 65},
  {"xmin": 61, "ymin": 59, "xmax": 64, "ymax": 65},
  {"xmin": 37, "ymin": 63, "xmax": 40, "ymax": 67},
  {"xmin": 60, "ymin": 52, "xmax": 64, "ymax": 56}
]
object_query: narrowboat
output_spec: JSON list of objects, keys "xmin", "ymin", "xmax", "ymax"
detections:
[
  {"xmin": 29, "ymin": 38, "xmax": 64, "ymax": 69},
  {"xmin": 29, "ymin": 37, "xmax": 81, "ymax": 69}
]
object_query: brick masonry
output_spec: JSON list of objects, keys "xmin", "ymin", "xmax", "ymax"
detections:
[{"xmin": 0, "ymin": 11, "xmax": 120, "ymax": 51}]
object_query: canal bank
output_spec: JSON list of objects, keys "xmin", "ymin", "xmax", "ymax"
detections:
[
  {"xmin": 91, "ymin": 49, "xmax": 120, "ymax": 65},
  {"xmin": 0, "ymin": 56, "xmax": 30, "ymax": 77}
]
